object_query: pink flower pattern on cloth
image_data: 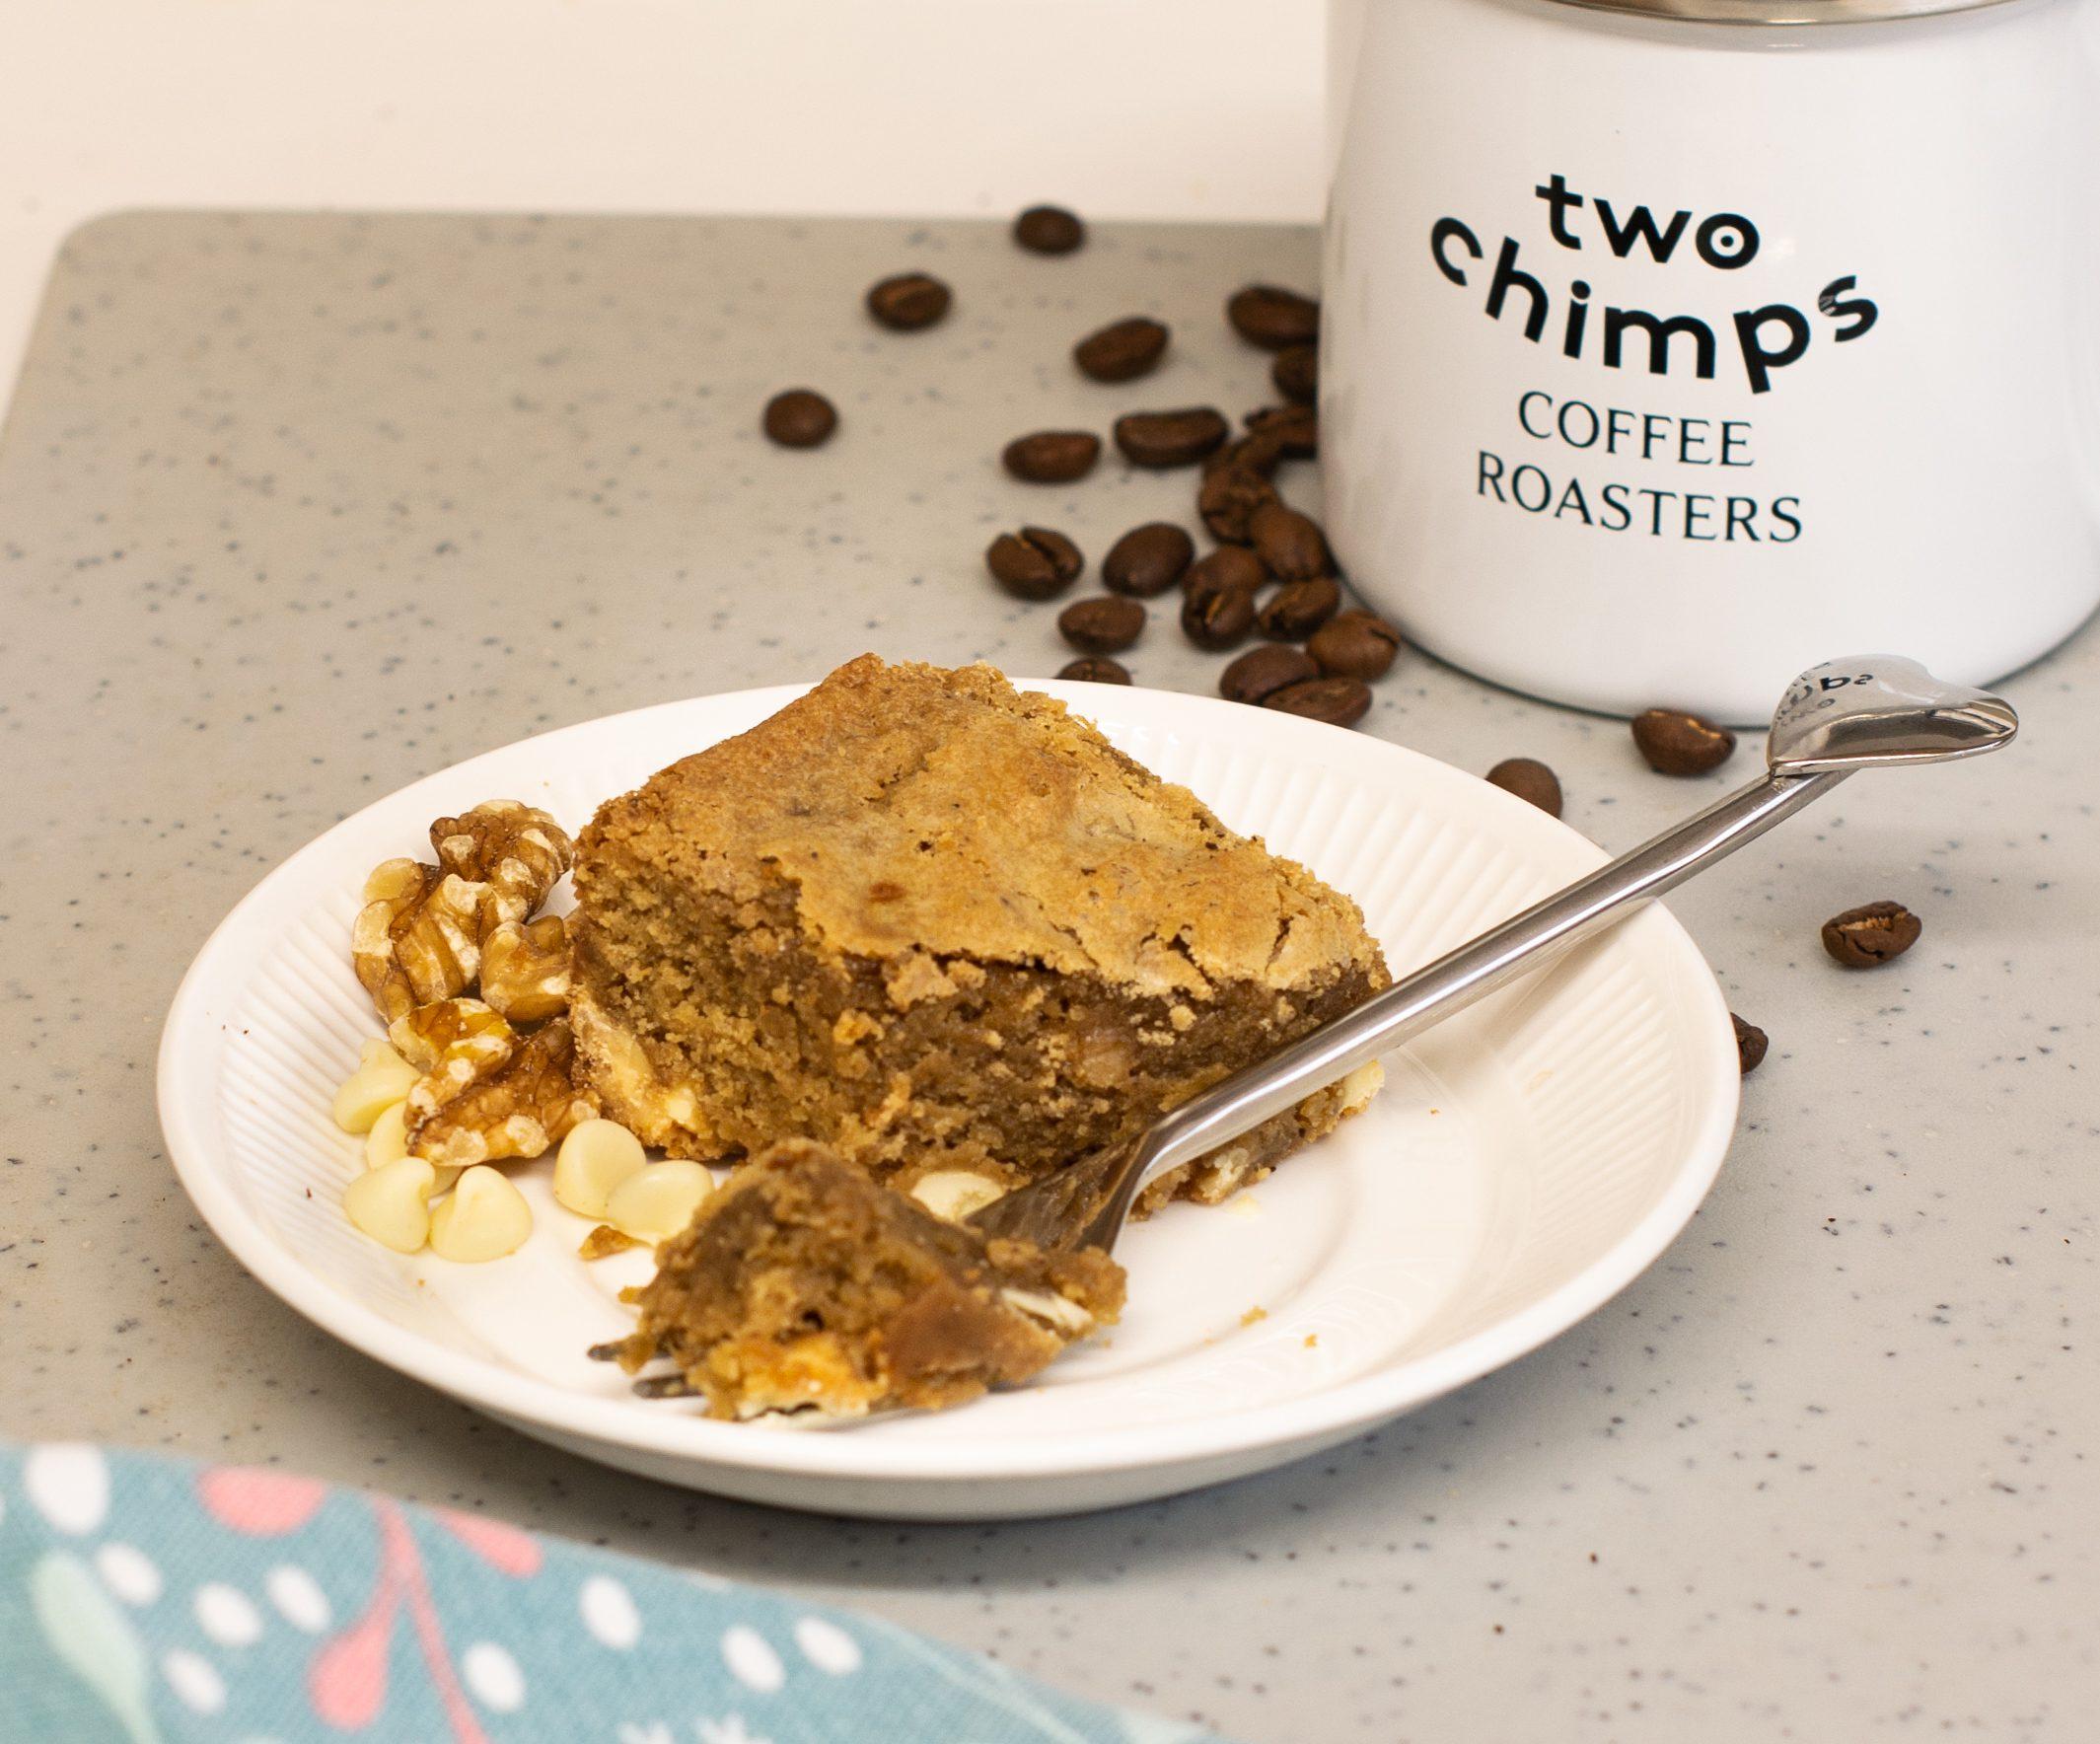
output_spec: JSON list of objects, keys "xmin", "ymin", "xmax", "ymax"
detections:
[{"xmin": 3, "ymin": 1439, "xmax": 1225, "ymax": 1744}]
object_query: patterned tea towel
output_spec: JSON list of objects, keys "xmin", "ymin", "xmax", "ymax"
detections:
[{"xmin": 0, "ymin": 1439, "xmax": 1231, "ymax": 1744}]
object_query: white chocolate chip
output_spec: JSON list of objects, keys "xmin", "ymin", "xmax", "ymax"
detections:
[
  {"xmin": 909, "ymin": 1170, "xmax": 1004, "ymax": 1223},
  {"xmin": 1336, "ymin": 1058, "xmax": 1385, "ymax": 1117},
  {"xmin": 605, "ymin": 1160, "xmax": 715, "ymax": 1242},
  {"xmin": 342, "ymin": 1156, "xmax": 437, "ymax": 1254},
  {"xmin": 363, "ymin": 1101, "xmax": 409, "ymax": 1170},
  {"xmin": 999, "ymin": 1287, "xmax": 1093, "ymax": 1336},
  {"xmin": 428, "ymin": 1166, "xmax": 534, "ymax": 1263},
  {"xmin": 552, "ymin": 1119, "xmax": 648, "ymax": 1219},
  {"xmin": 332, "ymin": 1042, "xmax": 421, "ymax": 1133}
]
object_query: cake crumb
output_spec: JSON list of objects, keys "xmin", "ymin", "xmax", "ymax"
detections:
[
  {"xmin": 579, "ymin": 1223, "xmax": 644, "ymax": 1261},
  {"xmin": 1241, "ymin": 1305, "xmax": 1268, "ymax": 1327},
  {"xmin": 1223, "ymin": 1193, "xmax": 1263, "ymax": 1220},
  {"xmin": 1303, "ymin": 1333, "xmax": 1319, "ymax": 1348}
]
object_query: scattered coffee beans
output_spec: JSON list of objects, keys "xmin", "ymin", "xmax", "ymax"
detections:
[
  {"xmin": 1227, "ymin": 284, "xmax": 1320, "ymax": 350},
  {"xmin": 1821, "ymin": 900, "xmax": 1922, "ymax": 969},
  {"xmin": 1058, "ymin": 595, "xmax": 1146, "ymax": 655},
  {"xmin": 1732, "ymin": 1013, "xmax": 1769, "ymax": 1074},
  {"xmin": 985, "ymin": 527, "xmax": 1083, "ymax": 600},
  {"xmin": 1057, "ymin": 655, "xmax": 1131, "ymax": 684},
  {"xmin": 1308, "ymin": 610, "xmax": 1401, "ymax": 680},
  {"xmin": 1249, "ymin": 501, "xmax": 1330, "ymax": 582},
  {"xmin": 1102, "ymin": 523, "xmax": 1195, "ymax": 597},
  {"xmin": 1115, "ymin": 406, "xmax": 1230, "ymax": 469},
  {"xmin": 1272, "ymin": 344, "xmax": 1317, "ymax": 404},
  {"xmin": 1485, "ymin": 757, "xmax": 1562, "ymax": 818},
  {"xmin": 1002, "ymin": 430, "xmax": 1101, "ymax": 483},
  {"xmin": 1258, "ymin": 575, "xmax": 1341, "ymax": 641},
  {"xmin": 1264, "ymin": 675, "xmax": 1370, "ymax": 728},
  {"xmin": 1631, "ymin": 707, "xmax": 1736, "ymax": 775},
  {"xmin": 1244, "ymin": 403, "xmax": 1318, "ymax": 459},
  {"xmin": 1197, "ymin": 465, "xmax": 1280, "ymax": 544},
  {"xmin": 1014, "ymin": 205, "xmax": 1086, "ymax": 254},
  {"xmin": 1185, "ymin": 545, "xmax": 1268, "ymax": 599},
  {"xmin": 1220, "ymin": 644, "xmax": 1318, "ymax": 705},
  {"xmin": 761, "ymin": 389, "xmax": 837, "ymax": 449},
  {"xmin": 1181, "ymin": 572, "xmax": 1259, "ymax": 651},
  {"xmin": 866, "ymin": 271, "xmax": 952, "ymax": 331},
  {"xmin": 1074, "ymin": 317, "xmax": 1169, "ymax": 384}
]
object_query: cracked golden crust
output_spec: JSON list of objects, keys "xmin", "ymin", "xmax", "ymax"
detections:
[{"xmin": 575, "ymin": 655, "xmax": 1381, "ymax": 1002}]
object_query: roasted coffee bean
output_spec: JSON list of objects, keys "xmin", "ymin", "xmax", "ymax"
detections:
[
  {"xmin": 1197, "ymin": 465, "xmax": 1280, "ymax": 544},
  {"xmin": 984, "ymin": 527, "xmax": 1083, "ymax": 600},
  {"xmin": 1014, "ymin": 205, "xmax": 1086, "ymax": 254},
  {"xmin": 1264, "ymin": 675, "xmax": 1371, "ymax": 728},
  {"xmin": 1002, "ymin": 430, "xmax": 1101, "ymax": 483},
  {"xmin": 1732, "ymin": 1014, "xmax": 1769, "ymax": 1074},
  {"xmin": 1308, "ymin": 609, "xmax": 1401, "ymax": 680},
  {"xmin": 1821, "ymin": 900, "xmax": 1922, "ymax": 969},
  {"xmin": 1058, "ymin": 595, "xmax": 1146, "ymax": 655},
  {"xmin": 1485, "ymin": 757, "xmax": 1562, "ymax": 818},
  {"xmin": 1115, "ymin": 406, "xmax": 1229, "ymax": 469},
  {"xmin": 1220, "ymin": 644, "xmax": 1318, "ymax": 705},
  {"xmin": 1272, "ymin": 343, "xmax": 1317, "ymax": 404},
  {"xmin": 1102, "ymin": 522, "xmax": 1194, "ymax": 597},
  {"xmin": 761, "ymin": 389, "xmax": 837, "ymax": 449},
  {"xmin": 866, "ymin": 271, "xmax": 952, "ymax": 331},
  {"xmin": 1258, "ymin": 576, "xmax": 1341, "ymax": 641},
  {"xmin": 1244, "ymin": 403, "xmax": 1318, "ymax": 459},
  {"xmin": 1205, "ymin": 429, "xmax": 1289, "ymax": 479},
  {"xmin": 1181, "ymin": 574, "xmax": 1258, "ymax": 651},
  {"xmin": 1249, "ymin": 501, "xmax": 1331, "ymax": 582},
  {"xmin": 1074, "ymin": 317, "xmax": 1169, "ymax": 384},
  {"xmin": 1184, "ymin": 545, "xmax": 1268, "ymax": 599},
  {"xmin": 1227, "ymin": 284, "xmax": 1320, "ymax": 350},
  {"xmin": 1631, "ymin": 707, "xmax": 1736, "ymax": 775},
  {"xmin": 1057, "ymin": 655, "xmax": 1131, "ymax": 684}
]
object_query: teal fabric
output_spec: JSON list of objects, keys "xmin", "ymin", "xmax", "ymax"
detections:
[{"xmin": 0, "ymin": 1440, "xmax": 1226, "ymax": 1744}]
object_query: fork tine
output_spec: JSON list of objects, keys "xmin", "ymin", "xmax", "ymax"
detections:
[
  {"xmin": 586, "ymin": 1340, "xmax": 628, "ymax": 1363},
  {"xmin": 632, "ymin": 1372, "xmax": 698, "ymax": 1399}
]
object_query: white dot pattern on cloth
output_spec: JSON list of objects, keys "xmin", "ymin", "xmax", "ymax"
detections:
[
  {"xmin": 463, "ymin": 1641, "xmax": 526, "ymax": 1712},
  {"xmin": 195, "ymin": 1580, "xmax": 264, "ymax": 1647},
  {"xmin": 580, "ymin": 1574, "xmax": 641, "ymax": 1650},
  {"xmin": 24, "ymin": 1443, "xmax": 109, "ymax": 1536},
  {"xmin": 792, "ymin": 1617, "xmax": 862, "ymax": 1675},
  {"xmin": 95, "ymin": 1542, "xmax": 162, "ymax": 1607},
  {"xmin": 162, "ymin": 1648, "xmax": 227, "ymax": 1714},
  {"xmin": 266, "ymin": 1563, "xmax": 331, "ymax": 1634},
  {"xmin": 721, "ymin": 1625, "xmax": 785, "ymax": 1694}
]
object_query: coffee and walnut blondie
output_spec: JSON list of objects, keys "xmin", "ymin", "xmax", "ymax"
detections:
[
  {"xmin": 616, "ymin": 1139, "xmax": 1123, "ymax": 1419},
  {"xmin": 570, "ymin": 656, "xmax": 1388, "ymax": 1209}
]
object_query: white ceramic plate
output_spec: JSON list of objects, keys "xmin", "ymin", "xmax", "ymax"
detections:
[{"xmin": 159, "ymin": 680, "xmax": 1740, "ymax": 1520}]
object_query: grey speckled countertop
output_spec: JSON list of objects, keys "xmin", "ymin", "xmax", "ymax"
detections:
[{"xmin": 3, "ymin": 211, "xmax": 2095, "ymax": 1743}]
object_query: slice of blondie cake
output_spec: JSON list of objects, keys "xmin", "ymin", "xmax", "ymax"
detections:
[{"xmin": 570, "ymin": 655, "xmax": 1387, "ymax": 1209}]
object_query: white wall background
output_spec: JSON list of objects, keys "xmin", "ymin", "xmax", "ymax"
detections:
[{"xmin": 1, "ymin": 0, "xmax": 1328, "ymax": 396}]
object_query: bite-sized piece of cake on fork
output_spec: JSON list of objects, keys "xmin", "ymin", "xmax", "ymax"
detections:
[
  {"xmin": 615, "ymin": 1139, "xmax": 1124, "ymax": 1420},
  {"xmin": 569, "ymin": 655, "xmax": 1388, "ymax": 1211}
]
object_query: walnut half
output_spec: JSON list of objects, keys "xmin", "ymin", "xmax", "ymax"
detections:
[
  {"xmin": 480, "ymin": 914, "xmax": 572, "ymax": 1024},
  {"xmin": 351, "ymin": 859, "xmax": 486, "ymax": 1023},
  {"xmin": 430, "ymin": 800, "xmax": 573, "ymax": 934},
  {"xmin": 406, "ymin": 1016, "xmax": 598, "ymax": 1169}
]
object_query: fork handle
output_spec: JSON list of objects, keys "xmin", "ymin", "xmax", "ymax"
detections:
[{"xmin": 1112, "ymin": 767, "xmax": 1847, "ymax": 1223}]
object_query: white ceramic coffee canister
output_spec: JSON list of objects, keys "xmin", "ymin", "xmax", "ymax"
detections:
[{"xmin": 1323, "ymin": 0, "xmax": 2100, "ymax": 722}]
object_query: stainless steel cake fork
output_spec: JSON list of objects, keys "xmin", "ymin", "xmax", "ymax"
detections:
[{"xmin": 968, "ymin": 656, "xmax": 2018, "ymax": 1256}]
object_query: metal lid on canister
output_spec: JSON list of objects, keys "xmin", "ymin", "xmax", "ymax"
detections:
[{"xmin": 1545, "ymin": 0, "xmax": 2022, "ymax": 22}]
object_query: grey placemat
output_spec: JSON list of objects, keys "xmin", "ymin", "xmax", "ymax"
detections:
[{"xmin": 2, "ymin": 209, "xmax": 2093, "ymax": 1744}]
